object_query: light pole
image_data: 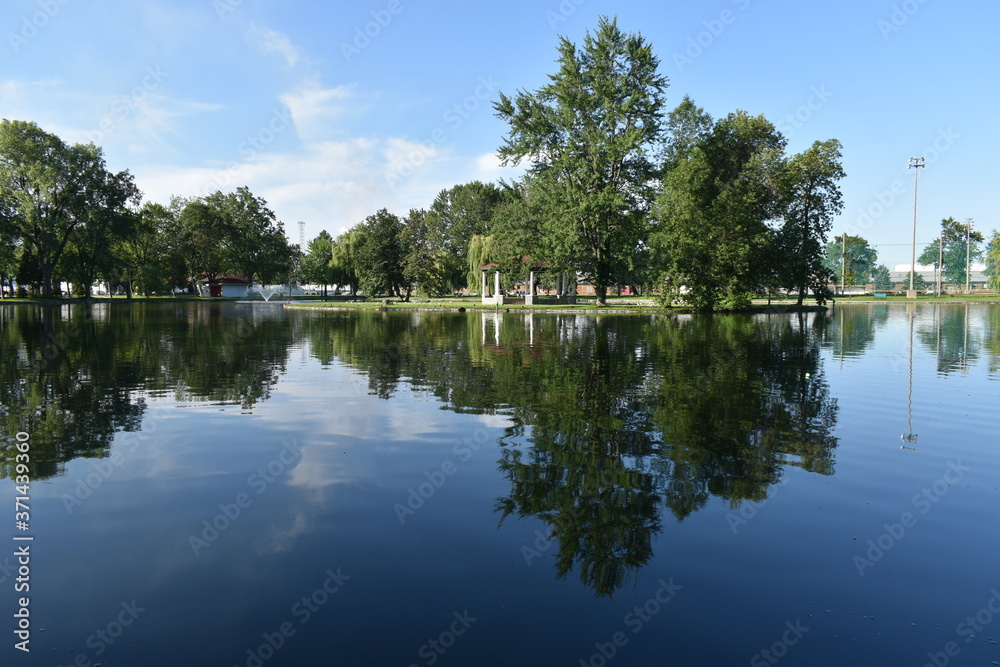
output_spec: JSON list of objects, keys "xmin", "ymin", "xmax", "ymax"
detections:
[
  {"xmin": 908, "ymin": 157, "xmax": 925, "ymax": 298},
  {"xmin": 840, "ymin": 234, "xmax": 846, "ymax": 294},
  {"xmin": 937, "ymin": 234, "xmax": 943, "ymax": 296},
  {"xmin": 965, "ymin": 217, "xmax": 974, "ymax": 292}
]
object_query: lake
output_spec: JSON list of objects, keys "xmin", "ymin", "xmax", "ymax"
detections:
[{"xmin": 1, "ymin": 302, "xmax": 998, "ymax": 666}]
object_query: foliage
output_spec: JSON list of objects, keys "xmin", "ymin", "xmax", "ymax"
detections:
[
  {"xmin": 354, "ymin": 208, "xmax": 411, "ymax": 299},
  {"xmin": 300, "ymin": 230, "xmax": 336, "ymax": 295},
  {"xmin": 777, "ymin": 139, "xmax": 845, "ymax": 305},
  {"xmin": 825, "ymin": 234, "xmax": 878, "ymax": 287},
  {"xmin": 653, "ymin": 108, "xmax": 786, "ymax": 310},
  {"xmin": 918, "ymin": 217, "xmax": 985, "ymax": 287},
  {"xmin": 330, "ymin": 228, "xmax": 365, "ymax": 296},
  {"xmin": 466, "ymin": 234, "xmax": 497, "ymax": 294},
  {"xmin": 986, "ymin": 230, "xmax": 1000, "ymax": 292},
  {"xmin": 205, "ymin": 186, "xmax": 292, "ymax": 286},
  {"xmin": 402, "ymin": 208, "xmax": 459, "ymax": 296},
  {"xmin": 0, "ymin": 119, "xmax": 140, "ymax": 296},
  {"xmin": 871, "ymin": 264, "xmax": 892, "ymax": 290},
  {"xmin": 495, "ymin": 16, "xmax": 668, "ymax": 304}
]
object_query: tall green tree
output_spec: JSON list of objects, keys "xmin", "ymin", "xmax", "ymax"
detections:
[
  {"xmin": 205, "ymin": 186, "xmax": 290, "ymax": 286},
  {"xmin": 985, "ymin": 230, "xmax": 1000, "ymax": 292},
  {"xmin": 495, "ymin": 16, "xmax": 668, "ymax": 304},
  {"xmin": 355, "ymin": 209, "xmax": 411, "ymax": 300},
  {"xmin": 825, "ymin": 234, "xmax": 878, "ymax": 288},
  {"xmin": 871, "ymin": 264, "xmax": 893, "ymax": 290},
  {"xmin": 0, "ymin": 119, "xmax": 140, "ymax": 297},
  {"xmin": 0, "ymin": 230, "xmax": 18, "ymax": 297},
  {"xmin": 301, "ymin": 230, "xmax": 336, "ymax": 296},
  {"xmin": 402, "ymin": 208, "xmax": 457, "ymax": 296},
  {"xmin": 330, "ymin": 228, "xmax": 365, "ymax": 296},
  {"xmin": 117, "ymin": 202, "xmax": 175, "ymax": 297},
  {"xmin": 63, "ymin": 191, "xmax": 139, "ymax": 298},
  {"xmin": 180, "ymin": 199, "xmax": 230, "ymax": 293},
  {"xmin": 653, "ymin": 110, "xmax": 786, "ymax": 310},
  {"xmin": 918, "ymin": 217, "xmax": 985, "ymax": 287},
  {"xmin": 778, "ymin": 139, "xmax": 845, "ymax": 305}
]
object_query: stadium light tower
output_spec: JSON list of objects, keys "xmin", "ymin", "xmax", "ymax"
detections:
[
  {"xmin": 907, "ymin": 157, "xmax": 925, "ymax": 298},
  {"xmin": 965, "ymin": 217, "xmax": 974, "ymax": 292}
]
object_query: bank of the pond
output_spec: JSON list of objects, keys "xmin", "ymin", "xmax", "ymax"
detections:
[{"xmin": 281, "ymin": 300, "xmax": 831, "ymax": 315}]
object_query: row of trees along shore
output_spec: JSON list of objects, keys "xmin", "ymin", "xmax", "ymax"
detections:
[
  {"xmin": 0, "ymin": 117, "xmax": 296, "ymax": 299},
  {"xmin": 4, "ymin": 17, "xmax": 999, "ymax": 308}
]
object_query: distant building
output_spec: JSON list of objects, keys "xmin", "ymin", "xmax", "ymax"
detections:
[
  {"xmin": 890, "ymin": 262, "xmax": 989, "ymax": 289},
  {"xmin": 200, "ymin": 276, "xmax": 250, "ymax": 298}
]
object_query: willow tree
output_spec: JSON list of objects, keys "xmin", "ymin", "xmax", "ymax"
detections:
[
  {"xmin": 330, "ymin": 228, "xmax": 365, "ymax": 296},
  {"xmin": 494, "ymin": 16, "xmax": 668, "ymax": 304},
  {"xmin": 986, "ymin": 230, "xmax": 1000, "ymax": 292},
  {"xmin": 466, "ymin": 233, "xmax": 496, "ymax": 293}
]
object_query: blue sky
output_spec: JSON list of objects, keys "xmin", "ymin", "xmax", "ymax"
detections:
[{"xmin": 2, "ymin": 0, "xmax": 996, "ymax": 266}]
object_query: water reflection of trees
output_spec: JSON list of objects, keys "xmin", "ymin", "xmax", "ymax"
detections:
[
  {"xmin": 302, "ymin": 310, "xmax": 839, "ymax": 596},
  {"xmin": 915, "ymin": 305, "xmax": 983, "ymax": 374},
  {"xmin": 1, "ymin": 304, "xmax": 841, "ymax": 596},
  {"xmin": 822, "ymin": 303, "xmax": 890, "ymax": 359},
  {"xmin": 0, "ymin": 303, "xmax": 293, "ymax": 480}
]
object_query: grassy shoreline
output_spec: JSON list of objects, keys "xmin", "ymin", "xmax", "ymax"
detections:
[{"xmin": 2, "ymin": 293, "xmax": 997, "ymax": 314}]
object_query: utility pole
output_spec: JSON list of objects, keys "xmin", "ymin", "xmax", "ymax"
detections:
[
  {"xmin": 841, "ymin": 234, "xmax": 846, "ymax": 294},
  {"xmin": 965, "ymin": 217, "xmax": 974, "ymax": 292},
  {"xmin": 937, "ymin": 234, "xmax": 943, "ymax": 296},
  {"xmin": 907, "ymin": 157, "xmax": 925, "ymax": 298}
]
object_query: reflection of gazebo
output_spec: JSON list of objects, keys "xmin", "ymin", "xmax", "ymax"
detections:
[{"xmin": 478, "ymin": 260, "xmax": 577, "ymax": 306}]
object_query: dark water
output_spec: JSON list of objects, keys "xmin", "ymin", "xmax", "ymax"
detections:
[{"xmin": 0, "ymin": 302, "xmax": 998, "ymax": 666}]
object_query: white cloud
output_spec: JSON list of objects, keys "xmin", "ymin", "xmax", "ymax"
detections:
[
  {"xmin": 278, "ymin": 76, "xmax": 354, "ymax": 143},
  {"xmin": 248, "ymin": 24, "xmax": 302, "ymax": 67}
]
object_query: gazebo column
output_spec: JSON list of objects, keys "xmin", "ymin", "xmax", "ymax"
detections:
[
  {"xmin": 526, "ymin": 270, "xmax": 535, "ymax": 305},
  {"xmin": 481, "ymin": 270, "xmax": 487, "ymax": 298},
  {"xmin": 494, "ymin": 271, "xmax": 501, "ymax": 304}
]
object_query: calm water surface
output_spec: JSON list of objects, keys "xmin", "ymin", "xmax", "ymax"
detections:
[{"xmin": 0, "ymin": 302, "xmax": 998, "ymax": 666}]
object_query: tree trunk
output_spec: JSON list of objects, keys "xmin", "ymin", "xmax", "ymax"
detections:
[
  {"xmin": 796, "ymin": 286, "xmax": 805, "ymax": 306},
  {"xmin": 40, "ymin": 261, "xmax": 55, "ymax": 298},
  {"xmin": 595, "ymin": 283, "xmax": 607, "ymax": 305}
]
